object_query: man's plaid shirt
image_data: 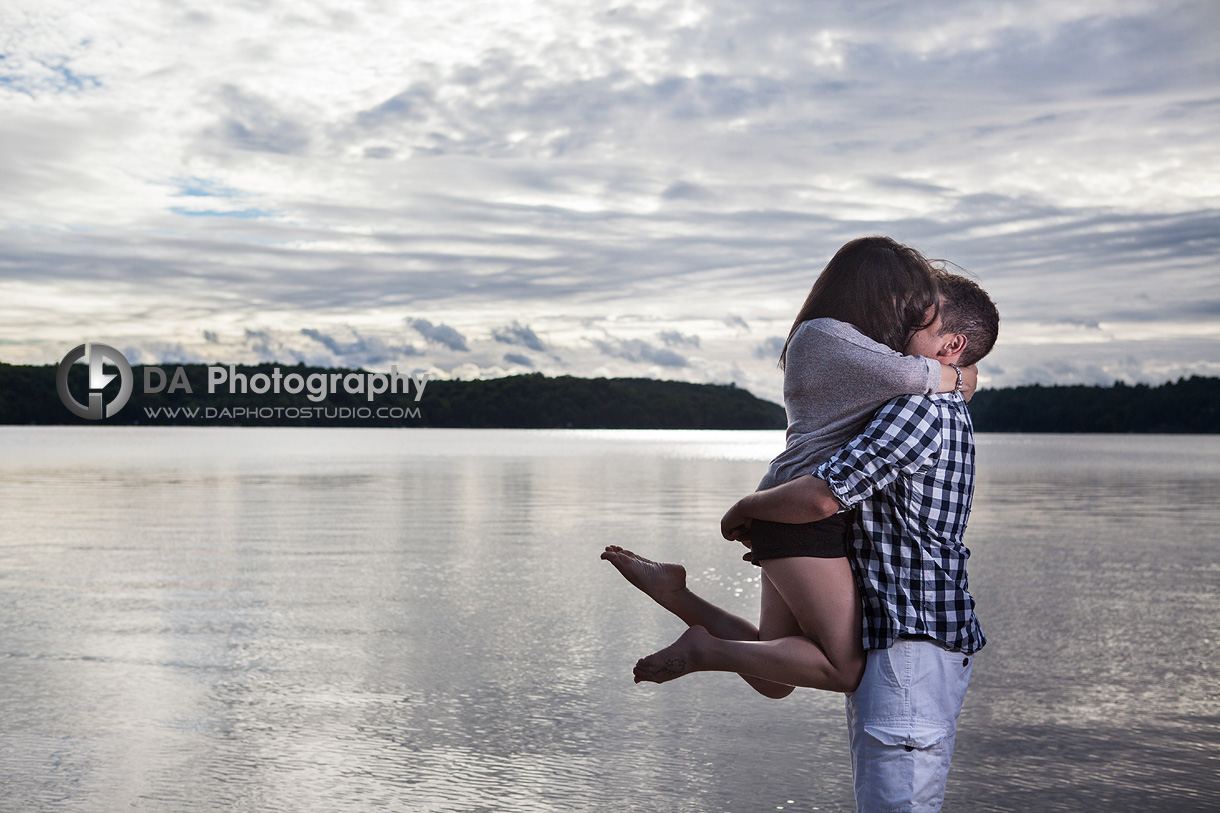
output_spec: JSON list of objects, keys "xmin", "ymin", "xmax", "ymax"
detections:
[{"xmin": 814, "ymin": 392, "xmax": 985, "ymax": 654}]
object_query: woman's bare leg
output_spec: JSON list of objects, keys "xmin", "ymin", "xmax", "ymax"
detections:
[
  {"xmin": 634, "ymin": 556, "xmax": 866, "ymax": 693},
  {"xmin": 763, "ymin": 555, "xmax": 865, "ymax": 689},
  {"xmin": 752, "ymin": 572, "xmax": 802, "ymax": 698},
  {"xmin": 601, "ymin": 546, "xmax": 794, "ymax": 697}
]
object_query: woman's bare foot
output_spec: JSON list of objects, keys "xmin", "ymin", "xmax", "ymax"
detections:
[
  {"xmin": 633, "ymin": 625, "xmax": 712, "ymax": 684},
  {"xmin": 600, "ymin": 546, "xmax": 687, "ymax": 608}
]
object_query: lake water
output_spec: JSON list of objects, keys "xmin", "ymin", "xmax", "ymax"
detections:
[{"xmin": 1, "ymin": 428, "xmax": 1217, "ymax": 812}]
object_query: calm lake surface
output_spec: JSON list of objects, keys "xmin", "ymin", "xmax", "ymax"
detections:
[{"xmin": 1, "ymin": 428, "xmax": 1217, "ymax": 812}]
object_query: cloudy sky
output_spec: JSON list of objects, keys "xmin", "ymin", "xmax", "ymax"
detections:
[{"xmin": 2, "ymin": 0, "xmax": 1217, "ymax": 402}]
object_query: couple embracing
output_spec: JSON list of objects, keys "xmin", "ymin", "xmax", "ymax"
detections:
[{"xmin": 603, "ymin": 236, "xmax": 1000, "ymax": 812}]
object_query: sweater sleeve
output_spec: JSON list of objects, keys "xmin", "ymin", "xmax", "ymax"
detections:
[{"xmin": 795, "ymin": 321, "xmax": 940, "ymax": 398}]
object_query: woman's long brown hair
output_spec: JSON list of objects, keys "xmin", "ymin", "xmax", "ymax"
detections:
[{"xmin": 779, "ymin": 236, "xmax": 940, "ymax": 369}]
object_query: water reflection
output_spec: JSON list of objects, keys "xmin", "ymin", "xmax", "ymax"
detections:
[{"xmin": 0, "ymin": 429, "xmax": 1217, "ymax": 811}]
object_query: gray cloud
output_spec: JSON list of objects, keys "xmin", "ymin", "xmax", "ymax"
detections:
[
  {"xmin": 204, "ymin": 85, "xmax": 311, "ymax": 155},
  {"xmin": 354, "ymin": 83, "xmax": 435, "ymax": 131},
  {"xmin": 658, "ymin": 330, "xmax": 700, "ymax": 349},
  {"xmin": 0, "ymin": 188, "xmax": 1213, "ymax": 333},
  {"xmin": 593, "ymin": 338, "xmax": 689, "ymax": 368},
  {"xmin": 1056, "ymin": 318, "xmax": 1102, "ymax": 330},
  {"xmin": 243, "ymin": 330, "xmax": 275, "ymax": 358},
  {"xmin": 724, "ymin": 315, "xmax": 749, "ymax": 330},
  {"xmin": 406, "ymin": 318, "xmax": 469, "ymax": 351},
  {"xmin": 871, "ymin": 177, "xmax": 954, "ymax": 196},
  {"xmin": 755, "ymin": 336, "xmax": 785, "ymax": 360},
  {"xmin": 661, "ymin": 180, "xmax": 713, "ymax": 201},
  {"xmin": 301, "ymin": 328, "xmax": 422, "ymax": 365},
  {"xmin": 503, "ymin": 353, "xmax": 533, "ymax": 368},
  {"xmin": 310, "ymin": 2, "xmax": 1216, "ymax": 171},
  {"xmin": 492, "ymin": 321, "xmax": 546, "ymax": 352},
  {"xmin": 0, "ymin": 1, "xmax": 1215, "ymax": 390},
  {"xmin": 121, "ymin": 342, "xmax": 201, "ymax": 366}
]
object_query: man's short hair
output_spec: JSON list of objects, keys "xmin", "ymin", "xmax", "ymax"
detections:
[{"xmin": 937, "ymin": 273, "xmax": 999, "ymax": 367}]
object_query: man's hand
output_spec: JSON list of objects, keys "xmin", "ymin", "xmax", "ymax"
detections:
[
  {"xmin": 720, "ymin": 476, "xmax": 842, "ymax": 543},
  {"xmin": 721, "ymin": 500, "xmax": 753, "ymax": 546}
]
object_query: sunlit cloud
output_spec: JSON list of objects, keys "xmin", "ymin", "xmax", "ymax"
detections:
[{"xmin": 0, "ymin": 0, "xmax": 1216, "ymax": 400}]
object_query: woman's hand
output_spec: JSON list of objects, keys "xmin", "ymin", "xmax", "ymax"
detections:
[{"xmin": 959, "ymin": 364, "xmax": 977, "ymax": 402}]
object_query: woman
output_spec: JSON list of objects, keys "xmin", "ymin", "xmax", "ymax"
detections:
[{"xmin": 605, "ymin": 236, "xmax": 973, "ymax": 696}]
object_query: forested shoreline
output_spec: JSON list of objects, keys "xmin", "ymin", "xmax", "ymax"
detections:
[
  {"xmin": 966, "ymin": 376, "xmax": 1218, "ymax": 433},
  {"xmin": 0, "ymin": 364, "xmax": 785, "ymax": 429},
  {"xmin": 1, "ymin": 362, "xmax": 1217, "ymax": 432}
]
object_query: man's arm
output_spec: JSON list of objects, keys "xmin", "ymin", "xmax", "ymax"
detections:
[
  {"xmin": 720, "ymin": 475, "xmax": 841, "ymax": 541},
  {"xmin": 815, "ymin": 396, "xmax": 942, "ymax": 508},
  {"xmin": 721, "ymin": 396, "xmax": 943, "ymax": 542}
]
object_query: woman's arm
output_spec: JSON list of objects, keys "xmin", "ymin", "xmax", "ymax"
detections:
[
  {"xmin": 795, "ymin": 321, "xmax": 965, "ymax": 404},
  {"xmin": 937, "ymin": 363, "xmax": 977, "ymax": 401}
]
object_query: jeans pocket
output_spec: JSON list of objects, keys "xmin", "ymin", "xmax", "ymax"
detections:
[
  {"xmin": 876, "ymin": 642, "xmax": 906, "ymax": 689},
  {"xmin": 863, "ymin": 719, "xmax": 952, "ymax": 750}
]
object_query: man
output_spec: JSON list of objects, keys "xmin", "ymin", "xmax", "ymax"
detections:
[
  {"xmin": 603, "ymin": 273, "xmax": 1000, "ymax": 811},
  {"xmin": 722, "ymin": 272, "xmax": 999, "ymax": 810}
]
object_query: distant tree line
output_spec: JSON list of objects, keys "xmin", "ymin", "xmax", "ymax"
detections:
[
  {"xmin": 967, "ymin": 376, "xmax": 1219, "ymax": 433},
  {"xmin": 418, "ymin": 372, "xmax": 785, "ymax": 429},
  {"xmin": 0, "ymin": 363, "xmax": 786, "ymax": 429},
  {"xmin": 2, "ymin": 361, "xmax": 1216, "ymax": 432}
]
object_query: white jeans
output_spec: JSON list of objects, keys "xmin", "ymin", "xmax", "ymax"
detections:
[{"xmin": 844, "ymin": 638, "xmax": 974, "ymax": 812}]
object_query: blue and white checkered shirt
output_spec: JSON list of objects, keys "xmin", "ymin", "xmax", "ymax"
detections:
[{"xmin": 814, "ymin": 392, "xmax": 985, "ymax": 654}]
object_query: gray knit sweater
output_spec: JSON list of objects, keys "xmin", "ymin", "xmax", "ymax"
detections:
[{"xmin": 757, "ymin": 318, "xmax": 940, "ymax": 491}]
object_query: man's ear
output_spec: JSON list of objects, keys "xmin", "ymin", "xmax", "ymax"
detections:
[{"xmin": 940, "ymin": 332, "xmax": 968, "ymax": 359}]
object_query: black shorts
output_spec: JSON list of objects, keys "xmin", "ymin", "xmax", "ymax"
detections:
[{"xmin": 748, "ymin": 510, "xmax": 853, "ymax": 566}]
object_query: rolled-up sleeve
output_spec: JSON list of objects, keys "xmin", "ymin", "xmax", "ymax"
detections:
[{"xmin": 814, "ymin": 396, "xmax": 942, "ymax": 507}]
